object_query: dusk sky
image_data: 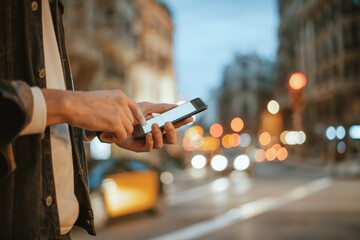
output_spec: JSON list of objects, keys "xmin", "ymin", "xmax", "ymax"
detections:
[{"xmin": 162, "ymin": 0, "xmax": 279, "ymax": 102}]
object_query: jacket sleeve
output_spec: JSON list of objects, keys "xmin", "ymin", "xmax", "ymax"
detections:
[{"xmin": 0, "ymin": 79, "xmax": 34, "ymax": 181}]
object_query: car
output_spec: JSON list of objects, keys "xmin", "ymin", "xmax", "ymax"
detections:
[{"xmin": 88, "ymin": 158, "xmax": 164, "ymax": 229}]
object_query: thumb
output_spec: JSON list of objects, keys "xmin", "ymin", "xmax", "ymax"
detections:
[{"xmin": 99, "ymin": 132, "xmax": 116, "ymax": 143}]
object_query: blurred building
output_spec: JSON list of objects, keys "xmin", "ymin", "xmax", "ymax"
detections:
[
  {"xmin": 62, "ymin": 0, "xmax": 176, "ymax": 163},
  {"xmin": 63, "ymin": 0, "xmax": 176, "ymax": 104},
  {"xmin": 218, "ymin": 54, "xmax": 274, "ymax": 136},
  {"xmin": 275, "ymin": 0, "xmax": 360, "ymax": 158}
]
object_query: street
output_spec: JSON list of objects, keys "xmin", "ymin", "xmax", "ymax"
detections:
[{"xmin": 71, "ymin": 161, "xmax": 360, "ymax": 240}]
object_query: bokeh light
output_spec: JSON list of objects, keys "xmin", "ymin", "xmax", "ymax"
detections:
[
  {"xmin": 222, "ymin": 134, "xmax": 233, "ymax": 148},
  {"xmin": 267, "ymin": 100, "xmax": 280, "ymax": 114},
  {"xmin": 211, "ymin": 155, "xmax": 228, "ymax": 171},
  {"xmin": 231, "ymin": 117, "xmax": 244, "ymax": 132},
  {"xmin": 259, "ymin": 132, "xmax": 271, "ymax": 147},
  {"xmin": 337, "ymin": 141, "xmax": 346, "ymax": 154},
  {"xmin": 272, "ymin": 144, "xmax": 282, "ymax": 151},
  {"xmin": 325, "ymin": 126, "xmax": 336, "ymax": 140},
  {"xmin": 280, "ymin": 131, "xmax": 288, "ymax": 144},
  {"xmin": 210, "ymin": 123, "xmax": 223, "ymax": 138},
  {"xmin": 277, "ymin": 147, "xmax": 288, "ymax": 161},
  {"xmin": 349, "ymin": 125, "xmax": 360, "ymax": 139},
  {"xmin": 160, "ymin": 171, "xmax": 174, "ymax": 184},
  {"xmin": 284, "ymin": 131, "xmax": 306, "ymax": 145},
  {"xmin": 239, "ymin": 133, "xmax": 251, "ymax": 148},
  {"xmin": 183, "ymin": 138, "xmax": 195, "ymax": 151},
  {"xmin": 255, "ymin": 149, "xmax": 266, "ymax": 162},
  {"xmin": 200, "ymin": 137, "xmax": 220, "ymax": 151},
  {"xmin": 191, "ymin": 155, "xmax": 207, "ymax": 169},
  {"xmin": 289, "ymin": 72, "xmax": 307, "ymax": 90},
  {"xmin": 230, "ymin": 133, "xmax": 241, "ymax": 147},
  {"xmin": 265, "ymin": 147, "xmax": 277, "ymax": 161},
  {"xmin": 233, "ymin": 155, "xmax": 250, "ymax": 171},
  {"xmin": 336, "ymin": 125, "xmax": 346, "ymax": 140}
]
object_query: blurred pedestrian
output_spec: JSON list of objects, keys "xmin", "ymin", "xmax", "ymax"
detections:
[{"xmin": 0, "ymin": 0, "xmax": 192, "ymax": 239}]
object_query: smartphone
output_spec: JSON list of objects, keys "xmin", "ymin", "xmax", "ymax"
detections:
[{"xmin": 133, "ymin": 97, "xmax": 208, "ymax": 140}]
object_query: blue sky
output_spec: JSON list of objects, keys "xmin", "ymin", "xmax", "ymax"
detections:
[{"xmin": 162, "ymin": 0, "xmax": 279, "ymax": 102}]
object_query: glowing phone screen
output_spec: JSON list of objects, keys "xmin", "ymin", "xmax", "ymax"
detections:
[{"xmin": 142, "ymin": 102, "xmax": 196, "ymax": 133}]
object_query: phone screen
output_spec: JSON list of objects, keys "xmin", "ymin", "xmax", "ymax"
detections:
[{"xmin": 142, "ymin": 102, "xmax": 196, "ymax": 133}]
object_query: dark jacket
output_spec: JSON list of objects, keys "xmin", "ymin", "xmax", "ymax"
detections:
[{"xmin": 0, "ymin": 0, "xmax": 96, "ymax": 239}]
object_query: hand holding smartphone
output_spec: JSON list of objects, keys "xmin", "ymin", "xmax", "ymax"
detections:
[{"xmin": 132, "ymin": 98, "xmax": 208, "ymax": 140}]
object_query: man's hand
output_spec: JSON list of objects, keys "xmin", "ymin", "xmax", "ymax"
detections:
[
  {"xmin": 99, "ymin": 102, "xmax": 194, "ymax": 152},
  {"xmin": 42, "ymin": 89, "xmax": 146, "ymax": 141}
]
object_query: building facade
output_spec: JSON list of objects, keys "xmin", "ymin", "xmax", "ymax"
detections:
[
  {"xmin": 218, "ymin": 54, "xmax": 274, "ymax": 136},
  {"xmin": 62, "ymin": 0, "xmax": 176, "ymax": 104},
  {"xmin": 275, "ymin": 0, "xmax": 360, "ymax": 158}
]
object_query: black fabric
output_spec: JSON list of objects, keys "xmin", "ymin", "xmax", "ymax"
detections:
[{"xmin": 0, "ymin": 0, "xmax": 95, "ymax": 239}]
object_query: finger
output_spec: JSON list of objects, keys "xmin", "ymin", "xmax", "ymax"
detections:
[
  {"xmin": 114, "ymin": 124, "xmax": 127, "ymax": 141},
  {"xmin": 99, "ymin": 132, "xmax": 116, "ymax": 143},
  {"xmin": 145, "ymin": 113, "xmax": 154, "ymax": 120},
  {"xmin": 122, "ymin": 103, "xmax": 134, "ymax": 125},
  {"xmin": 145, "ymin": 133, "xmax": 154, "ymax": 152},
  {"xmin": 173, "ymin": 116, "xmax": 194, "ymax": 129},
  {"xmin": 163, "ymin": 122, "xmax": 176, "ymax": 144},
  {"xmin": 121, "ymin": 115, "xmax": 134, "ymax": 135},
  {"xmin": 144, "ymin": 103, "xmax": 178, "ymax": 114},
  {"xmin": 127, "ymin": 98, "xmax": 146, "ymax": 126},
  {"xmin": 151, "ymin": 123, "xmax": 163, "ymax": 149}
]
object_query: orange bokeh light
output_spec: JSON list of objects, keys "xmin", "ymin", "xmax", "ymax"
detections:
[
  {"xmin": 259, "ymin": 132, "xmax": 271, "ymax": 147},
  {"xmin": 255, "ymin": 149, "xmax": 266, "ymax": 162},
  {"xmin": 231, "ymin": 117, "xmax": 244, "ymax": 132},
  {"xmin": 265, "ymin": 148, "xmax": 277, "ymax": 161},
  {"xmin": 272, "ymin": 144, "xmax": 282, "ymax": 151},
  {"xmin": 277, "ymin": 147, "xmax": 288, "ymax": 161},
  {"xmin": 210, "ymin": 123, "xmax": 223, "ymax": 138},
  {"xmin": 191, "ymin": 126, "xmax": 204, "ymax": 136},
  {"xmin": 229, "ymin": 133, "xmax": 241, "ymax": 147},
  {"xmin": 289, "ymin": 72, "xmax": 307, "ymax": 91},
  {"xmin": 182, "ymin": 139, "xmax": 194, "ymax": 151},
  {"xmin": 222, "ymin": 134, "xmax": 233, "ymax": 148},
  {"xmin": 199, "ymin": 137, "xmax": 220, "ymax": 151}
]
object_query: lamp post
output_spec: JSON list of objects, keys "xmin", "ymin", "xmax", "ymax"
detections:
[{"xmin": 288, "ymin": 72, "xmax": 307, "ymax": 163}]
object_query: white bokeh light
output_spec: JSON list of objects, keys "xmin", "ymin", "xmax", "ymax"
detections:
[
  {"xmin": 336, "ymin": 125, "xmax": 346, "ymax": 140},
  {"xmin": 191, "ymin": 155, "xmax": 207, "ymax": 169},
  {"xmin": 233, "ymin": 155, "xmax": 250, "ymax": 171},
  {"xmin": 211, "ymin": 155, "xmax": 228, "ymax": 172},
  {"xmin": 239, "ymin": 133, "xmax": 251, "ymax": 148},
  {"xmin": 326, "ymin": 126, "xmax": 336, "ymax": 140},
  {"xmin": 349, "ymin": 125, "xmax": 360, "ymax": 139},
  {"xmin": 267, "ymin": 100, "xmax": 280, "ymax": 114}
]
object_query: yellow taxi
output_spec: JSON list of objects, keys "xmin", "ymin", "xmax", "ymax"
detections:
[{"xmin": 88, "ymin": 158, "xmax": 164, "ymax": 229}]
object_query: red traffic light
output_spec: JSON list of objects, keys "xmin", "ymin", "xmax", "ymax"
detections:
[{"xmin": 289, "ymin": 72, "xmax": 307, "ymax": 91}]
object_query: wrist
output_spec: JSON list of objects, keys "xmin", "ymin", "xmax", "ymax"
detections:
[{"xmin": 42, "ymin": 89, "xmax": 73, "ymax": 126}]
